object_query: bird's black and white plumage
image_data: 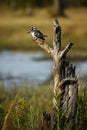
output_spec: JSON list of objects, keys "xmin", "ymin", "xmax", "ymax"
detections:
[{"xmin": 28, "ymin": 27, "xmax": 47, "ymax": 40}]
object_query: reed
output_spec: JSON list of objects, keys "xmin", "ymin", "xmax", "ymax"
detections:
[{"xmin": 0, "ymin": 83, "xmax": 86, "ymax": 130}]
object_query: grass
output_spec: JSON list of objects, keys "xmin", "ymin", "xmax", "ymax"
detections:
[
  {"xmin": 0, "ymin": 7, "xmax": 87, "ymax": 57},
  {"xmin": 0, "ymin": 84, "xmax": 53, "ymax": 130},
  {"xmin": 0, "ymin": 83, "xmax": 87, "ymax": 130}
]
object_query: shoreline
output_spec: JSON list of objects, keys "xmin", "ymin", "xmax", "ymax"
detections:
[{"xmin": 0, "ymin": 49, "xmax": 87, "ymax": 61}]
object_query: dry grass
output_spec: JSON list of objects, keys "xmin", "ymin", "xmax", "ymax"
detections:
[{"xmin": 0, "ymin": 7, "xmax": 87, "ymax": 55}]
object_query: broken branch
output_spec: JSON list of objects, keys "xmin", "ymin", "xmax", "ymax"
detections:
[
  {"xmin": 53, "ymin": 19, "xmax": 61, "ymax": 54},
  {"xmin": 33, "ymin": 39, "xmax": 54, "ymax": 57},
  {"xmin": 61, "ymin": 42, "xmax": 74, "ymax": 58}
]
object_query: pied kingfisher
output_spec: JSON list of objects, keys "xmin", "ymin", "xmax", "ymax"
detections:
[{"xmin": 27, "ymin": 27, "xmax": 47, "ymax": 40}]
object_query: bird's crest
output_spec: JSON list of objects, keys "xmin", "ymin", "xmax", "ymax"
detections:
[{"xmin": 32, "ymin": 26, "xmax": 36, "ymax": 30}]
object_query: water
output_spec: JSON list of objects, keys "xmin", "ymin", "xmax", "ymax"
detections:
[
  {"xmin": 0, "ymin": 51, "xmax": 87, "ymax": 87},
  {"xmin": 0, "ymin": 51, "xmax": 52, "ymax": 87}
]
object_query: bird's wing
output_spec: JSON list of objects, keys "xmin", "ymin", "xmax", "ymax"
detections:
[
  {"xmin": 34, "ymin": 30, "xmax": 44, "ymax": 38},
  {"xmin": 37, "ymin": 30, "xmax": 47, "ymax": 37}
]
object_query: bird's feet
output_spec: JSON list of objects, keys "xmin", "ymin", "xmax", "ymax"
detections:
[{"xmin": 33, "ymin": 38, "xmax": 44, "ymax": 44}]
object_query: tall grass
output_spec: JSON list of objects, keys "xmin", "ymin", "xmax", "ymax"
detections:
[
  {"xmin": 0, "ymin": 84, "xmax": 53, "ymax": 130},
  {"xmin": 0, "ymin": 83, "xmax": 86, "ymax": 130},
  {"xmin": 76, "ymin": 85, "xmax": 87, "ymax": 130}
]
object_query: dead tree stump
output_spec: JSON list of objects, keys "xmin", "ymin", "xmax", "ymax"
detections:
[{"xmin": 31, "ymin": 19, "xmax": 78, "ymax": 130}]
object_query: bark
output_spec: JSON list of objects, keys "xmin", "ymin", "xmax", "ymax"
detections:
[{"xmin": 33, "ymin": 38, "xmax": 54, "ymax": 57}]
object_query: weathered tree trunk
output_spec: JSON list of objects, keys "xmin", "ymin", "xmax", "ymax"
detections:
[
  {"xmin": 32, "ymin": 19, "xmax": 78, "ymax": 130},
  {"xmin": 52, "ymin": 19, "xmax": 78, "ymax": 130}
]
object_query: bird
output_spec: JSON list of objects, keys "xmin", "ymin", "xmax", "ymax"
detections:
[{"xmin": 27, "ymin": 27, "xmax": 47, "ymax": 41}]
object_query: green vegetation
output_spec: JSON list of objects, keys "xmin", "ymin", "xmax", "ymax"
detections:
[
  {"xmin": 0, "ymin": 84, "xmax": 53, "ymax": 130},
  {"xmin": 0, "ymin": 8, "xmax": 87, "ymax": 57},
  {"xmin": 0, "ymin": 82, "xmax": 87, "ymax": 130}
]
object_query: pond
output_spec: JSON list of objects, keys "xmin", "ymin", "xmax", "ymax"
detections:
[{"xmin": 0, "ymin": 51, "xmax": 87, "ymax": 87}]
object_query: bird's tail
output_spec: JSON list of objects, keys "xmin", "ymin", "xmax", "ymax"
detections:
[{"xmin": 43, "ymin": 35, "xmax": 47, "ymax": 37}]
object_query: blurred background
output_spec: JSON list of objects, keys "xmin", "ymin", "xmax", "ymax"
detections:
[
  {"xmin": 0, "ymin": 1, "xmax": 87, "ymax": 130},
  {"xmin": 0, "ymin": 0, "xmax": 87, "ymax": 87}
]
